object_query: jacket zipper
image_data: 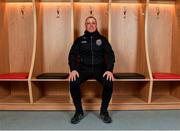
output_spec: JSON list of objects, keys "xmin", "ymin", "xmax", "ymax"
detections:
[{"xmin": 90, "ymin": 36, "xmax": 94, "ymax": 72}]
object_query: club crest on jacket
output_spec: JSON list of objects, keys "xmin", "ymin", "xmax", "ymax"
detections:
[{"xmin": 96, "ymin": 39, "xmax": 102, "ymax": 46}]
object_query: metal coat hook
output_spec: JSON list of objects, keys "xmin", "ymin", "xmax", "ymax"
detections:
[
  {"xmin": 156, "ymin": 7, "xmax": 160, "ymax": 19},
  {"xmin": 56, "ymin": 7, "xmax": 60, "ymax": 18},
  {"xmin": 142, "ymin": 6, "xmax": 145, "ymax": 16},
  {"xmin": 105, "ymin": 6, "xmax": 108, "ymax": 16},
  {"xmin": 89, "ymin": 6, "xmax": 93, "ymax": 16},
  {"xmin": 20, "ymin": 5, "xmax": 25, "ymax": 18},
  {"xmin": 123, "ymin": 6, "xmax": 127, "ymax": 19}
]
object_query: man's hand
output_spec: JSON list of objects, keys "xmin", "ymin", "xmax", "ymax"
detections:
[
  {"xmin": 103, "ymin": 71, "xmax": 114, "ymax": 81},
  {"xmin": 68, "ymin": 70, "xmax": 79, "ymax": 81}
]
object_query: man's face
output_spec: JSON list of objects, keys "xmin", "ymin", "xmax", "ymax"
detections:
[{"xmin": 85, "ymin": 17, "xmax": 97, "ymax": 33}]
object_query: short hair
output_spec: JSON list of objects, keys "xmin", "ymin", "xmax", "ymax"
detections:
[{"xmin": 85, "ymin": 16, "xmax": 97, "ymax": 23}]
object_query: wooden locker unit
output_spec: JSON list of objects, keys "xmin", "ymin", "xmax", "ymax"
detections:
[
  {"xmin": 1, "ymin": 0, "xmax": 180, "ymax": 110},
  {"xmin": 109, "ymin": 0, "xmax": 151, "ymax": 105},
  {"xmin": 112, "ymin": 81, "xmax": 150, "ymax": 104},
  {"xmin": 31, "ymin": 81, "xmax": 70, "ymax": 104},
  {"xmin": 151, "ymin": 81, "xmax": 180, "ymax": 103},
  {"xmin": 147, "ymin": 0, "xmax": 180, "ymax": 104},
  {"xmin": 0, "ymin": 0, "xmax": 33, "ymax": 104},
  {"xmin": 0, "ymin": 81, "xmax": 30, "ymax": 103},
  {"xmin": 30, "ymin": 0, "xmax": 73, "ymax": 104}
]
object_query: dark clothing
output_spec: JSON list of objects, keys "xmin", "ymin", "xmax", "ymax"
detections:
[
  {"xmin": 68, "ymin": 30, "xmax": 115, "ymax": 73},
  {"xmin": 70, "ymin": 71, "xmax": 113, "ymax": 113},
  {"xmin": 68, "ymin": 30, "xmax": 115, "ymax": 113}
]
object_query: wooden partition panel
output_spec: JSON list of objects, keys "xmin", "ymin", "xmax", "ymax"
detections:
[{"xmin": 32, "ymin": 0, "xmax": 43, "ymax": 77}]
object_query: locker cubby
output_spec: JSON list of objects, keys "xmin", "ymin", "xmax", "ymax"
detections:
[
  {"xmin": 31, "ymin": 81, "xmax": 70, "ymax": 103},
  {"xmin": 148, "ymin": 1, "xmax": 180, "ymax": 103},
  {"xmin": 151, "ymin": 81, "xmax": 180, "ymax": 103},
  {"xmin": 148, "ymin": 2, "xmax": 180, "ymax": 78},
  {"xmin": 74, "ymin": 0, "xmax": 109, "ymax": 38},
  {"xmin": 110, "ymin": 0, "xmax": 150, "ymax": 80},
  {"xmin": 0, "ymin": 0, "xmax": 34, "ymax": 79},
  {"xmin": 32, "ymin": 0, "xmax": 72, "ymax": 79},
  {"xmin": 0, "ymin": 81, "xmax": 30, "ymax": 103},
  {"xmin": 112, "ymin": 81, "xmax": 150, "ymax": 104}
]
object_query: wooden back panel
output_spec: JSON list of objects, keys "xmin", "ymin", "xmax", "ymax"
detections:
[
  {"xmin": 43, "ymin": 81, "xmax": 69, "ymax": 96},
  {"xmin": 172, "ymin": 1, "xmax": 180, "ymax": 74},
  {"xmin": 33, "ymin": 2, "xmax": 72, "ymax": 77},
  {"xmin": 0, "ymin": 82, "xmax": 10, "ymax": 98},
  {"xmin": 74, "ymin": 3, "xmax": 109, "ymax": 38},
  {"xmin": 0, "ymin": 1, "xmax": 10, "ymax": 74},
  {"xmin": 6, "ymin": 3, "xmax": 34, "ymax": 73},
  {"xmin": 148, "ymin": 4, "xmax": 174, "ymax": 73},
  {"xmin": 111, "ymin": 3, "xmax": 149, "ymax": 77},
  {"xmin": 11, "ymin": 82, "xmax": 29, "ymax": 96}
]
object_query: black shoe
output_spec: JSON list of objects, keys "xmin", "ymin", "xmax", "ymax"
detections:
[
  {"xmin": 71, "ymin": 112, "xmax": 84, "ymax": 124},
  {"xmin": 100, "ymin": 111, "xmax": 112, "ymax": 123}
]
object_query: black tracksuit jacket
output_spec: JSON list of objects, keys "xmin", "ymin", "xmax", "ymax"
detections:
[{"xmin": 68, "ymin": 30, "xmax": 115, "ymax": 73}]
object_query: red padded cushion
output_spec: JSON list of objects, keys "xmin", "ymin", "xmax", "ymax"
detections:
[
  {"xmin": 0, "ymin": 73, "xmax": 29, "ymax": 79},
  {"xmin": 153, "ymin": 73, "xmax": 180, "ymax": 79}
]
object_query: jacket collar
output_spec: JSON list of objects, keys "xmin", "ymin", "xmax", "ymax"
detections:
[{"xmin": 84, "ymin": 30, "xmax": 100, "ymax": 37}]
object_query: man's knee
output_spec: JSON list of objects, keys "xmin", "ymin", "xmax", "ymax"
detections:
[
  {"xmin": 70, "ymin": 78, "xmax": 81, "ymax": 89},
  {"xmin": 102, "ymin": 79, "xmax": 113, "ymax": 88}
]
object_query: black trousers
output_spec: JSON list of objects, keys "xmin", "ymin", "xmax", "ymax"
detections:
[{"xmin": 70, "ymin": 71, "xmax": 113, "ymax": 113}]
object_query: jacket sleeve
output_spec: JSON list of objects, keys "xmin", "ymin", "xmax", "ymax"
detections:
[
  {"xmin": 104, "ymin": 38, "xmax": 115, "ymax": 72},
  {"xmin": 68, "ymin": 38, "xmax": 79, "ymax": 72}
]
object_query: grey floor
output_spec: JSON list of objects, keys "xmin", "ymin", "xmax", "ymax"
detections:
[{"xmin": 0, "ymin": 110, "xmax": 180, "ymax": 130}]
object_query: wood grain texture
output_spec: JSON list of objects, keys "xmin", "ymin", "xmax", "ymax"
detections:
[
  {"xmin": 148, "ymin": 4, "xmax": 174, "ymax": 73},
  {"xmin": 32, "ymin": 0, "xmax": 43, "ymax": 77},
  {"xmin": 0, "ymin": 81, "xmax": 30, "ymax": 103},
  {"xmin": 7, "ymin": 3, "xmax": 34, "ymax": 73},
  {"xmin": 112, "ymin": 81, "xmax": 150, "ymax": 103},
  {"xmin": 32, "ymin": 2, "xmax": 72, "ymax": 78},
  {"xmin": 111, "ymin": 3, "xmax": 149, "ymax": 78},
  {"xmin": 0, "ymin": 1, "xmax": 10, "ymax": 74},
  {"xmin": 0, "ymin": 82, "xmax": 10, "ymax": 98},
  {"xmin": 172, "ymin": 0, "xmax": 180, "ymax": 74},
  {"xmin": 31, "ymin": 81, "xmax": 70, "ymax": 103},
  {"xmin": 74, "ymin": 3, "xmax": 108, "ymax": 37}
]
